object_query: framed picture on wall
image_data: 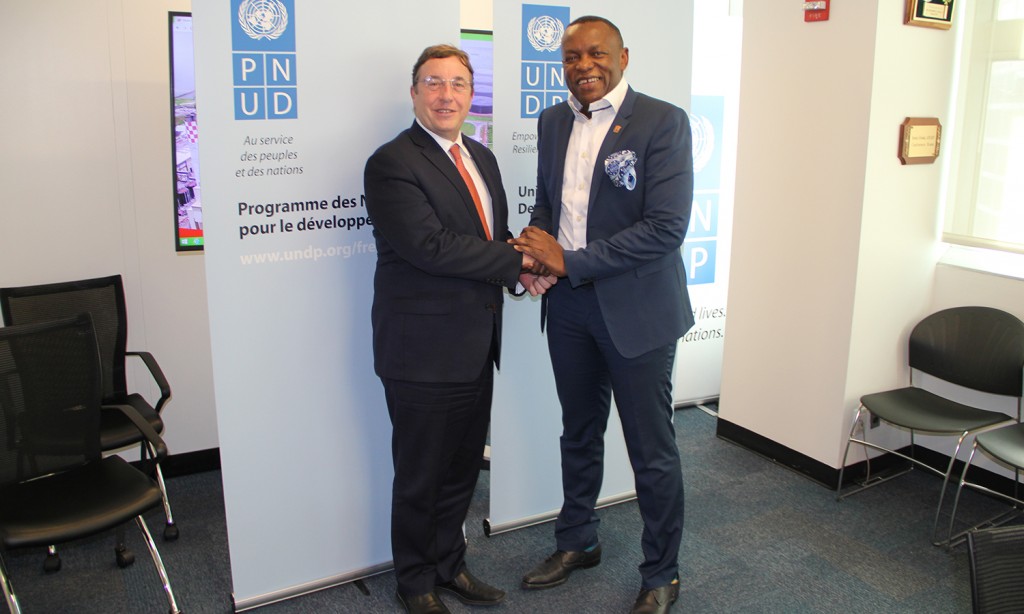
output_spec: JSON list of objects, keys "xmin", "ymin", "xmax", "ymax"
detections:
[
  {"xmin": 899, "ymin": 117, "xmax": 942, "ymax": 165},
  {"xmin": 905, "ymin": 0, "xmax": 955, "ymax": 30}
]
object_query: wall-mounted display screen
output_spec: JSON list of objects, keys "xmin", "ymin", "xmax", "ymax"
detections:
[
  {"xmin": 461, "ymin": 29, "xmax": 493, "ymax": 149},
  {"xmin": 170, "ymin": 12, "xmax": 203, "ymax": 251}
]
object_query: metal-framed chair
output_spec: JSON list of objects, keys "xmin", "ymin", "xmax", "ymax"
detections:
[
  {"xmin": 0, "ymin": 275, "xmax": 177, "ymax": 574},
  {"xmin": 0, "ymin": 314, "xmax": 180, "ymax": 613},
  {"xmin": 947, "ymin": 423, "xmax": 1024, "ymax": 545},
  {"xmin": 837, "ymin": 306, "xmax": 1024, "ymax": 545}
]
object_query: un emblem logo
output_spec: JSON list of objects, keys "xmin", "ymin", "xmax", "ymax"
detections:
[
  {"xmin": 691, "ymin": 114, "xmax": 716, "ymax": 174},
  {"xmin": 238, "ymin": 0, "xmax": 289, "ymax": 41},
  {"xmin": 526, "ymin": 15, "xmax": 564, "ymax": 53}
]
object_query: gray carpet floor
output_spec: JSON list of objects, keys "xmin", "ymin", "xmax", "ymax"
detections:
[{"xmin": 3, "ymin": 408, "xmax": 1010, "ymax": 613}]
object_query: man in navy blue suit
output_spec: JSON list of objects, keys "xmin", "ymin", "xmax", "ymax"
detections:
[
  {"xmin": 513, "ymin": 16, "xmax": 694, "ymax": 614},
  {"xmin": 364, "ymin": 44, "xmax": 554, "ymax": 614}
]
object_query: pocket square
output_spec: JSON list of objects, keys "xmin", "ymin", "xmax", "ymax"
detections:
[{"xmin": 604, "ymin": 150, "xmax": 638, "ymax": 191}]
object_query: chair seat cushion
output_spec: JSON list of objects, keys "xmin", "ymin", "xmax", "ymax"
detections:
[
  {"xmin": 100, "ymin": 394, "xmax": 164, "ymax": 450},
  {"xmin": 0, "ymin": 456, "xmax": 162, "ymax": 549},
  {"xmin": 976, "ymin": 423, "xmax": 1024, "ymax": 470},
  {"xmin": 861, "ymin": 387, "xmax": 1013, "ymax": 434}
]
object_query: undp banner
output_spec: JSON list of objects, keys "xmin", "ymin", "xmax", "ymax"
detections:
[
  {"xmin": 192, "ymin": 1, "xmax": 459, "ymax": 608},
  {"xmin": 489, "ymin": 1, "xmax": 694, "ymax": 534},
  {"xmin": 674, "ymin": 94, "xmax": 731, "ymax": 405}
]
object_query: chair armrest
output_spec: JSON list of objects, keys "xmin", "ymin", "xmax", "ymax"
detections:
[
  {"xmin": 126, "ymin": 350, "xmax": 171, "ymax": 413},
  {"xmin": 105, "ymin": 403, "xmax": 168, "ymax": 460}
]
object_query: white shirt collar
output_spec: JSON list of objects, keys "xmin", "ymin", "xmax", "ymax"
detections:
[
  {"xmin": 416, "ymin": 118, "xmax": 469, "ymax": 158},
  {"xmin": 568, "ymin": 78, "xmax": 629, "ymax": 120}
]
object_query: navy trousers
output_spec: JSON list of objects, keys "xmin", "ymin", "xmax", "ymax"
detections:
[
  {"xmin": 383, "ymin": 359, "xmax": 493, "ymax": 597},
  {"xmin": 546, "ymin": 283, "xmax": 684, "ymax": 589}
]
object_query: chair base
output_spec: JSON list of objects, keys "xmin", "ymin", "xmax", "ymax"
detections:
[
  {"xmin": 1, "ymin": 517, "xmax": 181, "ymax": 614},
  {"xmin": 836, "ymin": 463, "xmax": 915, "ymax": 500},
  {"xmin": 947, "ymin": 507, "xmax": 1022, "ymax": 549},
  {"xmin": 946, "ymin": 461, "xmax": 1024, "ymax": 548},
  {"xmin": 836, "ymin": 406, "xmax": 975, "ymax": 546}
]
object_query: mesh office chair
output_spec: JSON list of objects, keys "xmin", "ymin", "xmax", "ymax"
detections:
[
  {"xmin": 0, "ymin": 314, "xmax": 180, "ymax": 614},
  {"xmin": 967, "ymin": 524, "xmax": 1024, "ymax": 614},
  {"xmin": 947, "ymin": 423, "xmax": 1024, "ymax": 545},
  {"xmin": 0, "ymin": 275, "xmax": 177, "ymax": 572},
  {"xmin": 836, "ymin": 306, "xmax": 1024, "ymax": 545}
]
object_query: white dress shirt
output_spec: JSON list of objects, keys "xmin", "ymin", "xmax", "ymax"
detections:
[
  {"xmin": 416, "ymin": 119, "xmax": 493, "ymax": 236},
  {"xmin": 558, "ymin": 79, "xmax": 629, "ymax": 251}
]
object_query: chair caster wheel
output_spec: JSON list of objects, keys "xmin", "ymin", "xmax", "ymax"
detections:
[
  {"xmin": 115, "ymin": 545, "xmax": 135, "ymax": 568},
  {"xmin": 43, "ymin": 552, "xmax": 61, "ymax": 573},
  {"xmin": 164, "ymin": 523, "xmax": 179, "ymax": 541}
]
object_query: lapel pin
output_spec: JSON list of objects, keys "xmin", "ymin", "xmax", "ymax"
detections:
[{"xmin": 613, "ymin": 125, "xmax": 622, "ymax": 133}]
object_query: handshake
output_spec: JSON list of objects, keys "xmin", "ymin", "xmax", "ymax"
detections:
[{"xmin": 510, "ymin": 226, "xmax": 564, "ymax": 297}]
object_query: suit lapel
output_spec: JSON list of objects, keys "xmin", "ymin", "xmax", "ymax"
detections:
[
  {"xmin": 464, "ymin": 137, "xmax": 501, "ymax": 238},
  {"xmin": 590, "ymin": 87, "xmax": 637, "ymax": 207},
  {"xmin": 549, "ymin": 105, "xmax": 574, "ymax": 225},
  {"xmin": 409, "ymin": 122, "xmax": 489, "ymax": 240}
]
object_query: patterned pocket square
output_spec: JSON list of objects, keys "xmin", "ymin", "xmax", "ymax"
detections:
[{"xmin": 604, "ymin": 150, "xmax": 638, "ymax": 191}]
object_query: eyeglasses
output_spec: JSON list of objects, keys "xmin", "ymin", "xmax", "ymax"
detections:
[{"xmin": 417, "ymin": 76, "xmax": 472, "ymax": 94}]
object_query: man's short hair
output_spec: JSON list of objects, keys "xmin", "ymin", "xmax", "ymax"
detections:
[
  {"xmin": 566, "ymin": 15, "xmax": 624, "ymax": 48},
  {"xmin": 411, "ymin": 44, "xmax": 474, "ymax": 87}
]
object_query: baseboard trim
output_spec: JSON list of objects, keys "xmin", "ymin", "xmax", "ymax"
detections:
[
  {"xmin": 716, "ymin": 419, "xmax": 1022, "ymax": 500},
  {"xmin": 131, "ymin": 447, "xmax": 221, "ymax": 478},
  {"xmin": 716, "ymin": 419, "xmax": 839, "ymax": 487}
]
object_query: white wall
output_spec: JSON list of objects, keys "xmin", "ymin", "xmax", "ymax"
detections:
[
  {"xmin": 841, "ymin": 2, "xmax": 957, "ymax": 464},
  {"xmin": 719, "ymin": 1, "xmax": 879, "ymax": 466},
  {"xmin": 721, "ymin": 1, "xmax": 1024, "ymax": 472},
  {"xmin": 0, "ymin": 0, "xmax": 218, "ymax": 457}
]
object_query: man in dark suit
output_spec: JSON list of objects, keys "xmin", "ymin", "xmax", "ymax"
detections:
[
  {"xmin": 364, "ymin": 44, "xmax": 554, "ymax": 614},
  {"xmin": 513, "ymin": 16, "xmax": 694, "ymax": 614}
]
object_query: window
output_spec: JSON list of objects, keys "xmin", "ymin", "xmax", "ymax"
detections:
[{"xmin": 944, "ymin": 0, "xmax": 1024, "ymax": 255}]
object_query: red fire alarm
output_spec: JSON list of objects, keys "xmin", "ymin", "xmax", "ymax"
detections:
[{"xmin": 804, "ymin": 0, "xmax": 830, "ymax": 22}]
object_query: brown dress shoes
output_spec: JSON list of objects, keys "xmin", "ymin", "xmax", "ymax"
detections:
[
  {"xmin": 396, "ymin": 590, "xmax": 449, "ymax": 614},
  {"xmin": 520, "ymin": 544, "xmax": 603, "ymax": 589},
  {"xmin": 630, "ymin": 578, "xmax": 680, "ymax": 614},
  {"xmin": 436, "ymin": 569, "xmax": 506, "ymax": 605}
]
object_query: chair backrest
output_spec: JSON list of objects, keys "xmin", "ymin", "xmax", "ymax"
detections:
[
  {"xmin": 967, "ymin": 524, "xmax": 1024, "ymax": 614},
  {"xmin": 0, "ymin": 275, "xmax": 127, "ymax": 404},
  {"xmin": 909, "ymin": 306, "xmax": 1024, "ymax": 398},
  {"xmin": 0, "ymin": 314, "xmax": 102, "ymax": 487}
]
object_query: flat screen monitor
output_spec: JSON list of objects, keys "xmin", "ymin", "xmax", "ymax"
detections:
[
  {"xmin": 169, "ymin": 12, "xmax": 203, "ymax": 251},
  {"xmin": 461, "ymin": 30, "xmax": 493, "ymax": 148}
]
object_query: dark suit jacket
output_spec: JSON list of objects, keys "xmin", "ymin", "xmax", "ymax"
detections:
[
  {"xmin": 529, "ymin": 87, "xmax": 696, "ymax": 358},
  {"xmin": 364, "ymin": 121, "xmax": 522, "ymax": 383}
]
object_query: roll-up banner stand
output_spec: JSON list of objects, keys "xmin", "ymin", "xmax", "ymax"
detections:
[
  {"xmin": 488, "ymin": 0, "xmax": 694, "ymax": 535},
  {"xmin": 193, "ymin": 2, "xmax": 460, "ymax": 608}
]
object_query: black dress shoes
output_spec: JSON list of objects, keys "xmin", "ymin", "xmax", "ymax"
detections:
[
  {"xmin": 436, "ymin": 568, "xmax": 506, "ymax": 605},
  {"xmin": 520, "ymin": 544, "xmax": 602, "ymax": 589},
  {"xmin": 630, "ymin": 579, "xmax": 680, "ymax": 614},
  {"xmin": 396, "ymin": 590, "xmax": 450, "ymax": 614}
]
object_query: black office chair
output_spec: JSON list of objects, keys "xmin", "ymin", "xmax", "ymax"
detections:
[
  {"xmin": 0, "ymin": 275, "xmax": 177, "ymax": 572},
  {"xmin": 0, "ymin": 314, "xmax": 181, "ymax": 614},
  {"xmin": 836, "ymin": 306, "xmax": 1024, "ymax": 545},
  {"xmin": 947, "ymin": 423, "xmax": 1024, "ymax": 545},
  {"xmin": 967, "ymin": 524, "xmax": 1024, "ymax": 613}
]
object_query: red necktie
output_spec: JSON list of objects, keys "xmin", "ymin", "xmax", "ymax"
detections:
[{"xmin": 449, "ymin": 144, "xmax": 491, "ymax": 240}]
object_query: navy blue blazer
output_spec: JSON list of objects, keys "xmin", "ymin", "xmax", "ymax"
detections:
[
  {"xmin": 364, "ymin": 122, "xmax": 522, "ymax": 382},
  {"xmin": 529, "ymin": 87, "xmax": 695, "ymax": 358}
]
